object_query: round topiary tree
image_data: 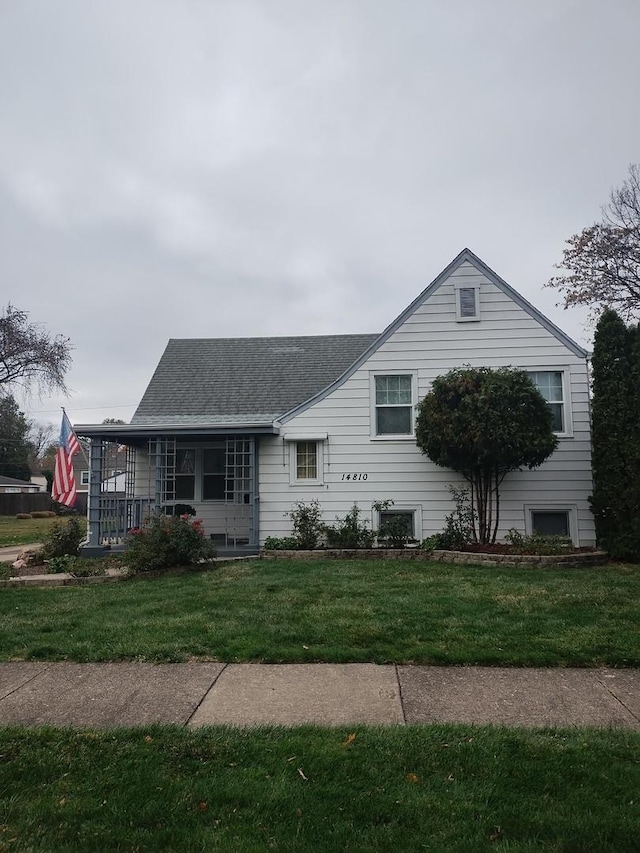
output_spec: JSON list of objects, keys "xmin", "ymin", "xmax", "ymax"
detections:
[{"xmin": 415, "ymin": 367, "xmax": 558, "ymax": 544}]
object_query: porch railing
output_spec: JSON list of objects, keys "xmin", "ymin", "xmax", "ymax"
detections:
[{"xmin": 97, "ymin": 497, "xmax": 155, "ymax": 545}]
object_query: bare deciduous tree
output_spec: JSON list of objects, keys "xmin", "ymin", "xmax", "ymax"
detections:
[
  {"xmin": 546, "ymin": 164, "xmax": 640, "ymax": 321},
  {"xmin": 0, "ymin": 304, "xmax": 72, "ymax": 396}
]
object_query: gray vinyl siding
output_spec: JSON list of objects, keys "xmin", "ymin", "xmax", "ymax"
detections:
[{"xmin": 259, "ymin": 261, "xmax": 595, "ymax": 545}]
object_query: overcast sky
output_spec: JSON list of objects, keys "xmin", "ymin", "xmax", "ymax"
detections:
[{"xmin": 2, "ymin": 0, "xmax": 639, "ymax": 430}]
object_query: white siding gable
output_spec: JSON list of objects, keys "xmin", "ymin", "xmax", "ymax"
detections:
[{"xmin": 259, "ymin": 251, "xmax": 594, "ymax": 546}]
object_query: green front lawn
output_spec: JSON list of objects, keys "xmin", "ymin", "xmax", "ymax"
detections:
[
  {"xmin": 0, "ymin": 515, "xmax": 58, "ymax": 547},
  {"xmin": 0, "ymin": 724, "xmax": 637, "ymax": 852},
  {"xmin": 1, "ymin": 558, "xmax": 638, "ymax": 665}
]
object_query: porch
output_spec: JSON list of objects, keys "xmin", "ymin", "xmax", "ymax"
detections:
[{"xmin": 74, "ymin": 422, "xmax": 275, "ymax": 556}]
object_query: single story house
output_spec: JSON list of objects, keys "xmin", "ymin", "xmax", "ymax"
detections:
[
  {"xmin": 76, "ymin": 248, "xmax": 594, "ymax": 553},
  {"xmin": 0, "ymin": 475, "xmax": 42, "ymax": 494}
]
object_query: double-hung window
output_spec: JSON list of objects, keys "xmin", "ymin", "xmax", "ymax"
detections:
[
  {"xmin": 295, "ymin": 441, "xmax": 318, "ymax": 481},
  {"xmin": 529, "ymin": 371, "xmax": 566, "ymax": 433},
  {"xmin": 285, "ymin": 435, "xmax": 326, "ymax": 485},
  {"xmin": 373, "ymin": 374, "xmax": 415, "ymax": 436}
]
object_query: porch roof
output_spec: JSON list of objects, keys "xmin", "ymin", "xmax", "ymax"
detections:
[{"xmin": 74, "ymin": 420, "xmax": 279, "ymax": 440}]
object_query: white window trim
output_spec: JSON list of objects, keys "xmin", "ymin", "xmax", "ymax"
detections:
[
  {"xmin": 80, "ymin": 470, "xmax": 90, "ymax": 485},
  {"xmin": 525, "ymin": 366, "xmax": 573, "ymax": 438},
  {"xmin": 369, "ymin": 370, "xmax": 418, "ymax": 441},
  {"xmin": 372, "ymin": 503, "xmax": 423, "ymax": 540},
  {"xmin": 454, "ymin": 283, "xmax": 480, "ymax": 322},
  {"xmin": 288, "ymin": 440, "xmax": 325, "ymax": 486},
  {"xmin": 524, "ymin": 503, "xmax": 578, "ymax": 545}
]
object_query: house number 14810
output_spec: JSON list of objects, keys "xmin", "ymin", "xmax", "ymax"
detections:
[{"xmin": 341, "ymin": 473, "xmax": 368, "ymax": 481}]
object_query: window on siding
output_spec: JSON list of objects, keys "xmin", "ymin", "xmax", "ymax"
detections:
[
  {"xmin": 529, "ymin": 371, "xmax": 565, "ymax": 432},
  {"xmin": 531, "ymin": 510, "xmax": 569, "ymax": 538},
  {"xmin": 379, "ymin": 510, "xmax": 415, "ymax": 538},
  {"xmin": 80, "ymin": 470, "xmax": 89, "ymax": 486},
  {"xmin": 375, "ymin": 374, "xmax": 413, "ymax": 435},
  {"xmin": 456, "ymin": 286, "xmax": 480, "ymax": 321},
  {"xmin": 174, "ymin": 448, "xmax": 196, "ymax": 500},
  {"xmin": 203, "ymin": 447, "xmax": 232, "ymax": 500},
  {"xmin": 296, "ymin": 442, "xmax": 318, "ymax": 480}
]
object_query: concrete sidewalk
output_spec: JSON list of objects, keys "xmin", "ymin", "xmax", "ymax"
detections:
[{"xmin": 1, "ymin": 663, "xmax": 638, "ymax": 730}]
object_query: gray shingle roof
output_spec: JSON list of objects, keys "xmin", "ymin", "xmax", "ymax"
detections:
[
  {"xmin": 0, "ymin": 475, "xmax": 36, "ymax": 487},
  {"xmin": 131, "ymin": 334, "xmax": 379, "ymax": 425}
]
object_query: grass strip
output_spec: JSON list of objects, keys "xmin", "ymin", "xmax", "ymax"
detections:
[
  {"xmin": 0, "ymin": 724, "xmax": 637, "ymax": 852},
  {"xmin": 0, "ymin": 558, "xmax": 638, "ymax": 666},
  {"xmin": 0, "ymin": 516, "xmax": 57, "ymax": 548}
]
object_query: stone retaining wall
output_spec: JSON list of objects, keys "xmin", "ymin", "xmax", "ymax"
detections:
[
  {"xmin": 430, "ymin": 550, "xmax": 608, "ymax": 568},
  {"xmin": 262, "ymin": 548, "xmax": 608, "ymax": 567},
  {"xmin": 262, "ymin": 548, "xmax": 432, "ymax": 560}
]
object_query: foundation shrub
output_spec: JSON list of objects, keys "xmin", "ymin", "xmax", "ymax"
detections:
[
  {"xmin": 263, "ymin": 536, "xmax": 298, "ymax": 550},
  {"xmin": 286, "ymin": 500, "xmax": 325, "ymax": 550},
  {"xmin": 15, "ymin": 513, "xmax": 32, "ymax": 520},
  {"xmin": 41, "ymin": 516, "xmax": 84, "ymax": 559},
  {"xmin": 124, "ymin": 514, "xmax": 216, "ymax": 573},
  {"xmin": 324, "ymin": 504, "xmax": 374, "ymax": 549},
  {"xmin": 504, "ymin": 528, "xmax": 572, "ymax": 555},
  {"xmin": 45, "ymin": 555, "xmax": 106, "ymax": 576}
]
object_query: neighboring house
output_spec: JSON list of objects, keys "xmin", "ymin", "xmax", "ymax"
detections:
[
  {"xmin": 72, "ymin": 440, "xmax": 91, "ymax": 493},
  {"xmin": 0, "ymin": 475, "xmax": 41, "ymax": 494},
  {"xmin": 72, "ymin": 439, "xmax": 127, "ymax": 493},
  {"xmin": 76, "ymin": 249, "xmax": 594, "ymax": 552}
]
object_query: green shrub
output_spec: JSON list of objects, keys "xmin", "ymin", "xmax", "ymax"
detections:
[
  {"xmin": 45, "ymin": 555, "xmax": 108, "ymax": 576},
  {"xmin": 286, "ymin": 500, "xmax": 325, "ymax": 550},
  {"xmin": 15, "ymin": 513, "xmax": 32, "ymax": 520},
  {"xmin": 41, "ymin": 516, "xmax": 85, "ymax": 559},
  {"xmin": 421, "ymin": 487, "xmax": 476, "ymax": 551},
  {"xmin": 124, "ymin": 514, "xmax": 216, "ymax": 573},
  {"xmin": 32, "ymin": 511, "xmax": 57, "ymax": 519},
  {"xmin": 263, "ymin": 536, "xmax": 298, "ymax": 550},
  {"xmin": 46, "ymin": 555, "xmax": 74, "ymax": 574},
  {"xmin": 505, "ymin": 529, "xmax": 572, "ymax": 555},
  {"xmin": 324, "ymin": 504, "xmax": 374, "ymax": 549}
]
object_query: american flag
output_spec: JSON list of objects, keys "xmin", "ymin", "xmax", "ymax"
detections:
[{"xmin": 52, "ymin": 411, "xmax": 80, "ymax": 507}]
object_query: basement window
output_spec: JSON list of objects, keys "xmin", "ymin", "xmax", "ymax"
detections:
[{"xmin": 531, "ymin": 510, "xmax": 570, "ymax": 538}]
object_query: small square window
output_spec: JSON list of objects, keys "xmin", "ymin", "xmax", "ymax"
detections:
[
  {"xmin": 531, "ymin": 511, "xmax": 569, "ymax": 538},
  {"xmin": 379, "ymin": 510, "xmax": 415, "ymax": 538},
  {"xmin": 80, "ymin": 470, "xmax": 89, "ymax": 486}
]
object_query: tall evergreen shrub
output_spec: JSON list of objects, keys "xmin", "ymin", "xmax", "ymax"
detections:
[{"xmin": 590, "ymin": 309, "xmax": 640, "ymax": 559}]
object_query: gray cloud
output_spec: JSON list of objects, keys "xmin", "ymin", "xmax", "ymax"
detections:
[{"xmin": 1, "ymin": 0, "xmax": 638, "ymax": 426}]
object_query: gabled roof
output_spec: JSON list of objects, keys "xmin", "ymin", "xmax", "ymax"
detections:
[
  {"xmin": 279, "ymin": 248, "xmax": 589, "ymax": 424},
  {"xmin": 131, "ymin": 334, "xmax": 379, "ymax": 426},
  {"xmin": 84, "ymin": 249, "xmax": 587, "ymax": 436}
]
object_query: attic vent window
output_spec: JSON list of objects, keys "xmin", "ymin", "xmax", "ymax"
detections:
[{"xmin": 455, "ymin": 285, "xmax": 480, "ymax": 321}]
